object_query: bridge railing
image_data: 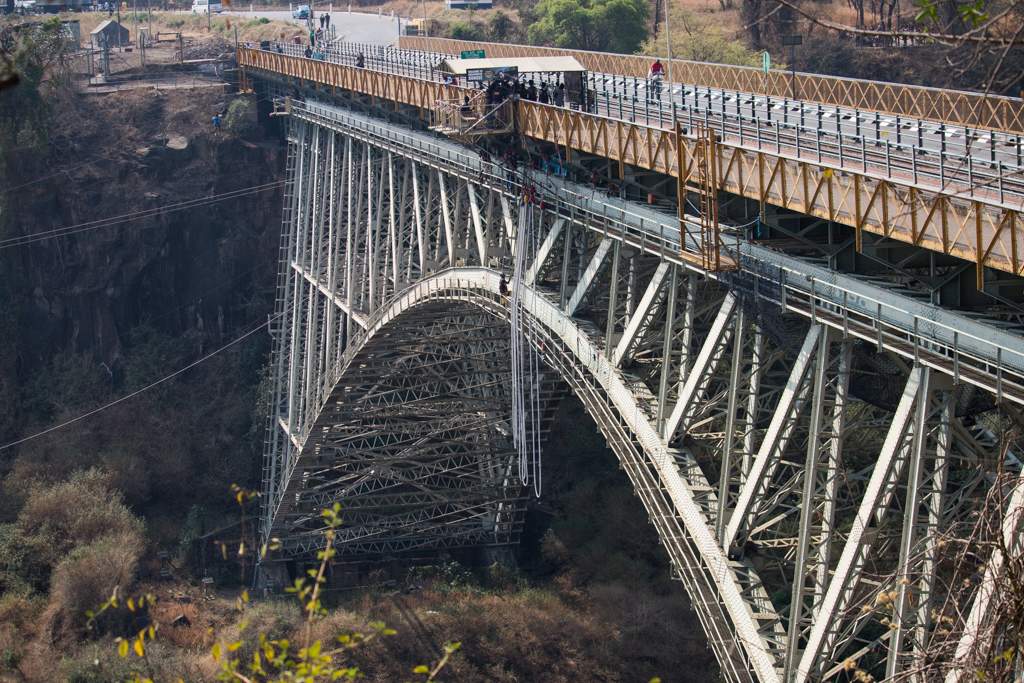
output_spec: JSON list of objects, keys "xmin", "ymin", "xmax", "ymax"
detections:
[
  {"xmin": 324, "ymin": 40, "xmax": 1024, "ymax": 169},
  {"xmin": 399, "ymin": 36, "xmax": 1024, "ymax": 135},
  {"xmin": 240, "ymin": 48, "xmax": 1024, "ymax": 278},
  {"xmin": 249, "ymin": 43, "xmax": 1023, "ymax": 208},
  {"xmin": 432, "ymin": 94, "xmax": 515, "ymax": 138}
]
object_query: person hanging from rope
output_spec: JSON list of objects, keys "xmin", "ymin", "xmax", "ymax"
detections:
[{"xmin": 477, "ymin": 148, "xmax": 491, "ymax": 185}]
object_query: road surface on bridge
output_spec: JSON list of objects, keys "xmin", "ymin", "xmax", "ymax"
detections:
[
  {"xmin": 343, "ymin": 40, "xmax": 1024, "ymax": 169},
  {"xmin": 225, "ymin": 8, "xmax": 398, "ymax": 44},
  {"xmin": 268, "ymin": 40, "xmax": 1024, "ymax": 212}
]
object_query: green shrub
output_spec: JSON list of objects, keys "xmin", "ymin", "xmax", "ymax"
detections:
[
  {"xmin": 446, "ymin": 20, "xmax": 483, "ymax": 40},
  {"xmin": 21, "ymin": 349, "xmax": 114, "ymax": 425},
  {"xmin": 19, "ymin": 470, "xmax": 144, "ymax": 549},
  {"xmin": 407, "ymin": 558, "xmax": 479, "ymax": 593},
  {"xmin": 0, "ymin": 524, "xmax": 48, "ymax": 592},
  {"xmin": 176, "ymin": 503, "xmax": 205, "ymax": 565},
  {"xmin": 47, "ymin": 530, "xmax": 145, "ymax": 635},
  {"xmin": 100, "ymin": 450, "xmax": 152, "ymax": 509},
  {"xmin": 223, "ymin": 98, "xmax": 250, "ymax": 132},
  {"xmin": 122, "ymin": 326, "xmax": 182, "ymax": 393}
]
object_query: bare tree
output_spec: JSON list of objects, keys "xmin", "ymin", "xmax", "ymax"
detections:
[
  {"xmin": 750, "ymin": 0, "xmax": 1024, "ymax": 94},
  {"xmin": 840, "ymin": 427, "xmax": 1024, "ymax": 683}
]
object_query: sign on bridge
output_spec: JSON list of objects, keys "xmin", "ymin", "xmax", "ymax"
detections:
[{"xmin": 461, "ymin": 49, "xmax": 485, "ymax": 59}]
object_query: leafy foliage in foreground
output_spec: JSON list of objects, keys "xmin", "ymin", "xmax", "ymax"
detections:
[{"xmin": 85, "ymin": 503, "xmax": 459, "ymax": 683}]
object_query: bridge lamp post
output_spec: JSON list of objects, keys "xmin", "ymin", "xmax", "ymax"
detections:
[
  {"xmin": 781, "ymin": 35, "xmax": 802, "ymax": 100},
  {"xmin": 664, "ymin": 0, "xmax": 677, "ymax": 131},
  {"xmin": 422, "ymin": 0, "xmax": 432, "ymax": 77}
]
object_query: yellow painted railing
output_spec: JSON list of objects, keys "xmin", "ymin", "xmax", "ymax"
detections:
[
  {"xmin": 400, "ymin": 36, "xmax": 1024, "ymax": 135},
  {"xmin": 238, "ymin": 47, "xmax": 1024, "ymax": 281}
]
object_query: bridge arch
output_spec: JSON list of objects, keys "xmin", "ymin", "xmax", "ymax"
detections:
[{"xmin": 265, "ymin": 265, "xmax": 778, "ymax": 683}]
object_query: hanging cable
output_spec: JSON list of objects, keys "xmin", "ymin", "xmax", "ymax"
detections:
[
  {"xmin": 510, "ymin": 188, "xmax": 544, "ymax": 498},
  {"xmin": 0, "ymin": 307, "xmax": 286, "ymax": 453}
]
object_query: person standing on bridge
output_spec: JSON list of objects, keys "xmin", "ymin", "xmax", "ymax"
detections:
[
  {"xmin": 554, "ymin": 83, "xmax": 565, "ymax": 107},
  {"xmin": 503, "ymin": 147, "xmax": 518, "ymax": 193},
  {"xmin": 499, "ymin": 273, "xmax": 509, "ymax": 302},
  {"xmin": 356, "ymin": 52, "xmax": 365, "ymax": 68},
  {"xmin": 648, "ymin": 59, "xmax": 664, "ymax": 99},
  {"xmin": 309, "ymin": 28, "xmax": 316, "ymax": 47}
]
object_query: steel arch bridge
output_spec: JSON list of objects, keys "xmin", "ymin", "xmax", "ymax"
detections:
[{"xmin": 258, "ymin": 97, "xmax": 1024, "ymax": 683}]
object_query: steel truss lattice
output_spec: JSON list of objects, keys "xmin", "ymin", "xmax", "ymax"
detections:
[{"xmin": 259, "ymin": 97, "xmax": 1024, "ymax": 683}]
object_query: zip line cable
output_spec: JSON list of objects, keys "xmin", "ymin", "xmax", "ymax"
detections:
[
  {"xmin": 0, "ymin": 175, "xmax": 307, "ymax": 250},
  {"xmin": 11, "ymin": 255, "xmax": 278, "ymax": 389},
  {"xmin": 0, "ymin": 308, "xmax": 286, "ymax": 453},
  {"xmin": 1, "ymin": 152, "xmax": 122, "ymax": 196},
  {"xmin": 0, "ymin": 178, "xmax": 290, "ymax": 249}
]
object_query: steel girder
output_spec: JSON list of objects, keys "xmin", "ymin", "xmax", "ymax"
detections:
[
  {"xmin": 239, "ymin": 48, "xmax": 1024, "ymax": 283},
  {"xmin": 261, "ymin": 101, "xmax": 1024, "ymax": 683}
]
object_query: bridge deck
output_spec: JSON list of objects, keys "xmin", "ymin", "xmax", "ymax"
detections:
[
  {"xmin": 403, "ymin": 37, "xmax": 1024, "ymax": 135},
  {"xmin": 238, "ymin": 46, "xmax": 1024, "ymax": 283}
]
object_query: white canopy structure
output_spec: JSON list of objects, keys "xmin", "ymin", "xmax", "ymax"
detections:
[{"xmin": 438, "ymin": 55, "xmax": 586, "ymax": 76}]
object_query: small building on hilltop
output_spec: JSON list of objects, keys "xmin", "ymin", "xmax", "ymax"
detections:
[
  {"xmin": 91, "ymin": 19, "xmax": 129, "ymax": 49},
  {"xmin": 445, "ymin": 0, "xmax": 492, "ymax": 9}
]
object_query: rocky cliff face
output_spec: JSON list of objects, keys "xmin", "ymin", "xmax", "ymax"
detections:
[{"xmin": 6, "ymin": 87, "xmax": 285, "ymax": 376}]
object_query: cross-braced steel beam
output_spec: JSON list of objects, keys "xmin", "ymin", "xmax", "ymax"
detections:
[{"xmin": 257, "ymin": 96, "xmax": 1024, "ymax": 683}]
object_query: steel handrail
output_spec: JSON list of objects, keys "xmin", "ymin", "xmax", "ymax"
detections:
[
  {"xmin": 293, "ymin": 39, "xmax": 1024, "ymax": 172},
  {"xmin": 287, "ymin": 98, "xmax": 1024, "ymax": 404},
  {"xmin": 259, "ymin": 40, "xmax": 1024, "ymax": 207}
]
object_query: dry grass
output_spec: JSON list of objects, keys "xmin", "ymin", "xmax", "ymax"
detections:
[{"xmin": 55, "ymin": 9, "xmax": 298, "ymax": 41}]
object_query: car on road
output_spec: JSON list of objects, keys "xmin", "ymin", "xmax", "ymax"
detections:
[
  {"xmin": 292, "ymin": 4, "xmax": 310, "ymax": 18},
  {"xmin": 191, "ymin": 0, "xmax": 222, "ymax": 13}
]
